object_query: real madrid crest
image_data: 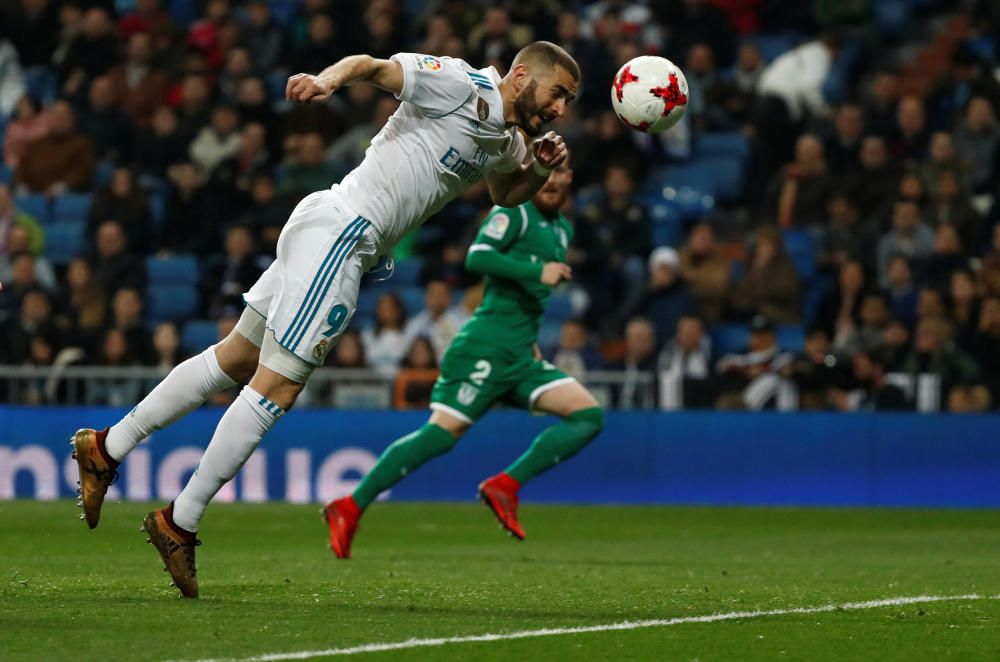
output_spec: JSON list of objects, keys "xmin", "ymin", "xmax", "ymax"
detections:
[
  {"xmin": 477, "ymin": 97, "xmax": 490, "ymax": 121},
  {"xmin": 313, "ymin": 339, "xmax": 329, "ymax": 360}
]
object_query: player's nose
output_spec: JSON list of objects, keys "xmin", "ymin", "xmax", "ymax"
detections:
[{"xmin": 552, "ymin": 99, "xmax": 567, "ymax": 118}]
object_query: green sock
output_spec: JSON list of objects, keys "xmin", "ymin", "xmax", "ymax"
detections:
[
  {"xmin": 505, "ymin": 407, "xmax": 604, "ymax": 485},
  {"xmin": 352, "ymin": 423, "xmax": 458, "ymax": 509}
]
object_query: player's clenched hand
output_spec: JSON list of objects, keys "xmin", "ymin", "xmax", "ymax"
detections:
[
  {"xmin": 286, "ymin": 73, "xmax": 336, "ymax": 104},
  {"xmin": 532, "ymin": 131, "xmax": 569, "ymax": 170},
  {"xmin": 540, "ymin": 262, "xmax": 572, "ymax": 286}
]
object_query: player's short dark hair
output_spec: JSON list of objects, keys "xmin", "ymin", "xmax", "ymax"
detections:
[{"xmin": 513, "ymin": 41, "xmax": 581, "ymax": 82}]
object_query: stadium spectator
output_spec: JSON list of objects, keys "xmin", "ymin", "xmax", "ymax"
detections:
[
  {"xmin": 656, "ymin": 314, "xmax": 713, "ymax": 410},
  {"xmin": 159, "ymin": 162, "xmax": 219, "ymax": 256},
  {"xmin": 953, "ymin": 96, "xmax": 1000, "ymax": 195},
  {"xmin": 403, "ymin": 280, "xmax": 466, "ymax": 363},
  {"xmin": 0, "ymin": 251, "xmax": 48, "ymax": 320},
  {"xmin": 3, "ymin": 95, "xmax": 48, "ymax": 168},
  {"xmin": 175, "ymin": 74, "xmax": 213, "ymax": 140},
  {"xmin": 288, "ymin": 13, "xmax": 345, "ymax": 75},
  {"xmin": 362, "ymin": 292, "xmax": 410, "ymax": 380},
  {"xmin": 0, "ymin": 184, "xmax": 44, "ymax": 255},
  {"xmin": 5, "ymin": 0, "xmax": 60, "ymax": 70},
  {"xmin": 15, "ymin": 100, "xmax": 95, "ymax": 193},
  {"xmin": 834, "ymin": 291, "xmax": 891, "ymax": 355},
  {"xmin": 470, "ymin": 7, "xmax": 520, "ymax": 74},
  {"xmin": 822, "ymin": 103, "xmax": 865, "ymax": 176},
  {"xmin": 924, "ymin": 224, "xmax": 967, "ymax": 290},
  {"xmin": 683, "ymin": 43, "xmax": 716, "ymax": 131},
  {"xmin": 555, "ymin": 10, "xmax": 614, "ymax": 115},
  {"xmin": 0, "ymin": 224, "xmax": 54, "ymax": 292},
  {"xmin": 57, "ymin": 7, "xmax": 118, "ymax": 84},
  {"xmin": 715, "ymin": 315, "xmax": 795, "ymax": 411},
  {"xmin": 328, "ymin": 329, "xmax": 368, "ymax": 369},
  {"xmin": 86, "ymin": 168, "xmax": 152, "ymax": 253},
  {"xmin": 90, "ymin": 328, "xmax": 144, "ymax": 406},
  {"xmin": 217, "ymin": 47, "xmax": 254, "ymax": 104},
  {"xmin": 901, "ymin": 316, "xmax": 980, "ymax": 411},
  {"xmin": 327, "ymin": 96, "xmax": 399, "ymax": 172},
  {"xmin": 93, "ymin": 220, "xmax": 146, "ymax": 295},
  {"xmin": 152, "ymin": 322, "xmax": 183, "ymax": 370},
  {"xmin": 55, "ymin": 257, "xmax": 106, "ymax": 355},
  {"xmin": 679, "ymin": 223, "xmax": 731, "ymax": 324},
  {"xmin": 949, "ymin": 269, "xmax": 980, "ymax": 351},
  {"xmin": 0, "ymin": 288, "xmax": 58, "ymax": 365},
  {"xmin": 920, "ymin": 132, "xmax": 966, "ymax": 199},
  {"xmin": 133, "ymin": 106, "xmax": 189, "ymax": 179},
  {"xmin": 608, "ymin": 316, "xmax": 658, "ymax": 410},
  {"xmin": 781, "ymin": 327, "xmax": 842, "ymax": 410},
  {"xmin": 974, "ymin": 296, "xmax": 1000, "ymax": 403},
  {"xmin": 572, "ymin": 111, "xmax": 645, "ymax": 189},
  {"xmin": 549, "ymin": 319, "xmax": 603, "ymax": 379},
  {"xmin": 109, "ymin": 287, "xmax": 154, "ymax": 365},
  {"xmin": 393, "ymin": 336, "xmax": 440, "ymax": 410},
  {"xmin": 927, "ymin": 169, "xmax": 980, "ymax": 252},
  {"xmin": 108, "ymin": 32, "xmax": 170, "ymax": 128},
  {"xmin": 279, "ymin": 132, "xmax": 343, "ymax": 198},
  {"xmin": 238, "ymin": 173, "xmax": 288, "ymax": 254},
  {"xmin": 660, "ymin": 0, "xmax": 736, "ymax": 68},
  {"xmin": 845, "ymin": 135, "xmax": 899, "ymax": 223},
  {"xmin": 630, "ymin": 247, "xmax": 694, "ymax": 344},
  {"xmin": 877, "ymin": 200, "xmax": 935, "ymax": 288},
  {"xmin": 947, "ymin": 384, "xmax": 992, "ymax": 413},
  {"xmin": 885, "ymin": 256, "xmax": 919, "ymax": 327},
  {"xmin": 729, "ymin": 228, "xmax": 801, "ymax": 324},
  {"xmin": 881, "ymin": 318, "xmax": 912, "ymax": 371},
  {"xmin": 829, "ymin": 348, "xmax": 910, "ymax": 412},
  {"xmin": 189, "ymin": 105, "xmax": 241, "ymax": 177},
  {"xmin": 704, "ymin": 41, "xmax": 763, "ymax": 130},
  {"xmin": 818, "ymin": 193, "xmax": 864, "ymax": 273},
  {"xmin": 80, "ymin": 75, "xmax": 135, "ymax": 163},
  {"xmin": 765, "ymin": 133, "xmax": 834, "ymax": 228},
  {"xmin": 119, "ymin": 0, "xmax": 171, "ymax": 42},
  {"xmin": 0, "ymin": 37, "xmax": 26, "ymax": 119},
  {"xmin": 242, "ymin": 0, "xmax": 284, "ymax": 72},
  {"xmin": 889, "ymin": 96, "xmax": 929, "ymax": 163},
  {"xmin": 202, "ymin": 224, "xmax": 268, "ymax": 319}
]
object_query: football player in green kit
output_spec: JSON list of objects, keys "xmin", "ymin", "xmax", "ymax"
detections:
[{"xmin": 324, "ymin": 164, "xmax": 605, "ymax": 557}]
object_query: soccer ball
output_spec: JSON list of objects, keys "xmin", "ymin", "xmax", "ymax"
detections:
[{"xmin": 610, "ymin": 56, "xmax": 689, "ymax": 134}]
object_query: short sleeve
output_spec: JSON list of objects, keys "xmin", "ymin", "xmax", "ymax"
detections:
[
  {"xmin": 470, "ymin": 206, "xmax": 525, "ymax": 253},
  {"xmin": 489, "ymin": 130, "xmax": 528, "ymax": 174},
  {"xmin": 389, "ymin": 53, "xmax": 474, "ymax": 118}
]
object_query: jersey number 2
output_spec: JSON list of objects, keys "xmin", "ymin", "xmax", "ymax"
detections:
[{"xmin": 470, "ymin": 360, "xmax": 492, "ymax": 385}]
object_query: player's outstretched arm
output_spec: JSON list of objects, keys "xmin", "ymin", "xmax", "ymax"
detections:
[
  {"xmin": 286, "ymin": 55, "xmax": 404, "ymax": 103},
  {"xmin": 486, "ymin": 131, "xmax": 569, "ymax": 207}
]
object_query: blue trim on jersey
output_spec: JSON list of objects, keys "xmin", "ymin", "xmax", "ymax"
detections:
[
  {"xmin": 291, "ymin": 219, "xmax": 369, "ymax": 351},
  {"xmin": 467, "ymin": 72, "xmax": 493, "ymax": 91},
  {"xmin": 280, "ymin": 216, "xmax": 365, "ymax": 350}
]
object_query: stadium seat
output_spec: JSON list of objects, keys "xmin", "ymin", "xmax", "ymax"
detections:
[
  {"xmin": 14, "ymin": 194, "xmax": 49, "ymax": 223},
  {"xmin": 697, "ymin": 155, "xmax": 745, "ymax": 201},
  {"xmin": 399, "ymin": 286, "xmax": 426, "ymax": 316},
  {"xmin": 93, "ymin": 160, "xmax": 114, "ymax": 187},
  {"xmin": 781, "ymin": 229, "xmax": 816, "ymax": 280},
  {"xmin": 52, "ymin": 193, "xmax": 92, "ymax": 224},
  {"xmin": 753, "ymin": 33, "xmax": 799, "ymax": 63},
  {"xmin": 537, "ymin": 321, "xmax": 562, "ymax": 350},
  {"xmin": 652, "ymin": 219, "xmax": 683, "ymax": 248},
  {"xmin": 696, "ymin": 132, "xmax": 751, "ymax": 165},
  {"xmin": 146, "ymin": 284, "xmax": 199, "ymax": 323},
  {"xmin": 267, "ymin": 0, "xmax": 300, "ymax": 25},
  {"xmin": 181, "ymin": 320, "xmax": 219, "ymax": 353},
  {"xmin": 0, "ymin": 163, "xmax": 11, "ymax": 184},
  {"xmin": 709, "ymin": 324, "xmax": 749, "ymax": 355},
  {"xmin": 146, "ymin": 254, "xmax": 199, "ymax": 286},
  {"xmin": 44, "ymin": 220, "xmax": 85, "ymax": 265},
  {"xmin": 776, "ymin": 325, "xmax": 806, "ymax": 353}
]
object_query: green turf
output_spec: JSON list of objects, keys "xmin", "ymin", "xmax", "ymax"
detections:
[{"xmin": 1, "ymin": 501, "xmax": 998, "ymax": 661}]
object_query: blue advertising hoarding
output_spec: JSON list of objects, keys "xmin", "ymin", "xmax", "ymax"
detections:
[{"xmin": 1, "ymin": 407, "xmax": 998, "ymax": 507}]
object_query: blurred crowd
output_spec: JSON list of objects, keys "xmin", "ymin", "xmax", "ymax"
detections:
[{"xmin": 1, "ymin": 0, "xmax": 999, "ymax": 413}]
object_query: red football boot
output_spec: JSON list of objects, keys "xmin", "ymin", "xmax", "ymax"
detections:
[
  {"xmin": 323, "ymin": 496, "xmax": 361, "ymax": 559},
  {"xmin": 477, "ymin": 472, "xmax": 526, "ymax": 540}
]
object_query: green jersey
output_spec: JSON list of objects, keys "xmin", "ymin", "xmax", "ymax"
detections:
[{"xmin": 457, "ymin": 201, "xmax": 573, "ymax": 350}]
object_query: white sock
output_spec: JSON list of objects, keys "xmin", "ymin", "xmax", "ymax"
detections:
[
  {"xmin": 105, "ymin": 346, "xmax": 238, "ymax": 462},
  {"xmin": 172, "ymin": 386, "xmax": 284, "ymax": 532}
]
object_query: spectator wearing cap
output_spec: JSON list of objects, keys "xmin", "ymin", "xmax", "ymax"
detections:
[
  {"xmin": 715, "ymin": 315, "xmax": 796, "ymax": 411},
  {"xmin": 679, "ymin": 223, "xmax": 731, "ymax": 323},
  {"xmin": 729, "ymin": 227, "xmax": 801, "ymax": 324},
  {"xmin": 629, "ymin": 247, "xmax": 694, "ymax": 345}
]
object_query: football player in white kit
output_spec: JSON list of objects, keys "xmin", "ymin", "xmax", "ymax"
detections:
[{"xmin": 70, "ymin": 41, "xmax": 580, "ymax": 597}]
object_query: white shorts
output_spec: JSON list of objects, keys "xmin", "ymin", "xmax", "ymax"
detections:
[{"xmin": 244, "ymin": 189, "xmax": 381, "ymax": 366}]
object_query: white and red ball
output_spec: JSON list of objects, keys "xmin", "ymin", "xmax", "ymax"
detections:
[{"xmin": 610, "ymin": 55, "xmax": 689, "ymax": 134}]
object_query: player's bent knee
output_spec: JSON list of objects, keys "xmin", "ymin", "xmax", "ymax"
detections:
[
  {"xmin": 567, "ymin": 406, "xmax": 605, "ymax": 436},
  {"xmin": 428, "ymin": 409, "xmax": 470, "ymax": 438}
]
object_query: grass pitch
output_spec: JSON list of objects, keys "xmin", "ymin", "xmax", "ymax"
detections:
[{"xmin": 1, "ymin": 501, "xmax": 998, "ymax": 661}]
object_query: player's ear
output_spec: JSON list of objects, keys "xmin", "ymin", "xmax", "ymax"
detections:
[{"xmin": 511, "ymin": 63, "xmax": 530, "ymax": 92}]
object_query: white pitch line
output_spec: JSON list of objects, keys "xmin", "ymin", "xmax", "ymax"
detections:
[{"xmin": 182, "ymin": 593, "xmax": 998, "ymax": 662}]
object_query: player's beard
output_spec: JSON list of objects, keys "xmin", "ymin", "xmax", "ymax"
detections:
[{"xmin": 514, "ymin": 79, "xmax": 544, "ymax": 137}]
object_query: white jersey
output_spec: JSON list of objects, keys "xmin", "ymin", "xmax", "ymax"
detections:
[{"xmin": 334, "ymin": 53, "xmax": 528, "ymax": 251}]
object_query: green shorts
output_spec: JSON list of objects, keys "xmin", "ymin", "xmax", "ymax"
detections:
[{"xmin": 430, "ymin": 340, "xmax": 576, "ymax": 423}]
